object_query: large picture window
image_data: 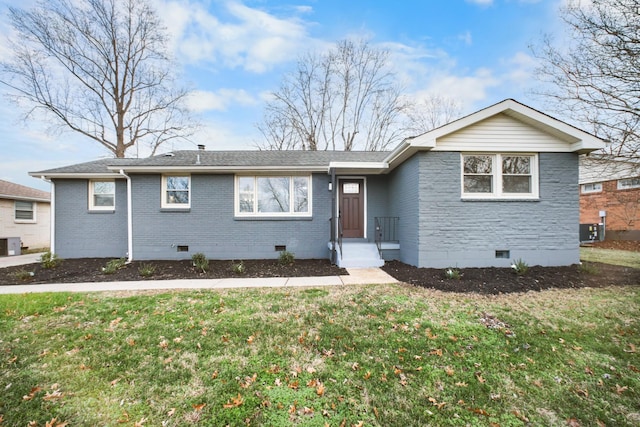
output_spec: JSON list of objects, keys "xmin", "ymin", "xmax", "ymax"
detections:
[
  {"xmin": 15, "ymin": 201, "xmax": 35, "ymax": 221},
  {"xmin": 89, "ymin": 180, "xmax": 115, "ymax": 210},
  {"xmin": 462, "ymin": 154, "xmax": 538, "ymax": 199},
  {"xmin": 617, "ymin": 178, "xmax": 640, "ymax": 190},
  {"xmin": 162, "ymin": 175, "xmax": 190, "ymax": 208},
  {"xmin": 236, "ymin": 175, "xmax": 311, "ymax": 216}
]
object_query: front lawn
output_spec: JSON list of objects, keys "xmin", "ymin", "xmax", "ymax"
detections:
[
  {"xmin": 580, "ymin": 246, "xmax": 640, "ymax": 269},
  {"xmin": 1, "ymin": 284, "xmax": 638, "ymax": 426}
]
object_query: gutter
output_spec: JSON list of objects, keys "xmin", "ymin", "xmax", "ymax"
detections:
[
  {"xmin": 119, "ymin": 170, "xmax": 134, "ymax": 263},
  {"xmin": 40, "ymin": 176, "xmax": 55, "ymax": 254}
]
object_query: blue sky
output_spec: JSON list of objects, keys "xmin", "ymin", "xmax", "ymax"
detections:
[{"xmin": 0, "ymin": 0, "xmax": 566, "ymax": 191}]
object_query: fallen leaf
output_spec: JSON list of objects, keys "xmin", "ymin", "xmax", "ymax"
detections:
[
  {"xmin": 133, "ymin": 417, "xmax": 146, "ymax": 427},
  {"xmin": 615, "ymin": 384, "xmax": 628, "ymax": 395},
  {"xmin": 23, "ymin": 386, "xmax": 42, "ymax": 401},
  {"xmin": 167, "ymin": 408, "xmax": 176, "ymax": 417},
  {"xmin": 192, "ymin": 403, "xmax": 206, "ymax": 411},
  {"xmin": 363, "ymin": 371, "xmax": 371, "ymax": 380},
  {"xmin": 445, "ymin": 366, "xmax": 455, "ymax": 376},
  {"xmin": 475, "ymin": 373, "xmax": 486, "ymax": 383},
  {"xmin": 566, "ymin": 418, "xmax": 581, "ymax": 426},
  {"xmin": 624, "ymin": 343, "xmax": 636, "ymax": 353},
  {"xmin": 223, "ymin": 394, "xmax": 243, "ymax": 408},
  {"xmin": 316, "ymin": 382, "xmax": 325, "ymax": 396},
  {"xmin": 246, "ymin": 335, "xmax": 255, "ymax": 344}
]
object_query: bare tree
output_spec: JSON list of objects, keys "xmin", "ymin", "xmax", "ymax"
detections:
[
  {"xmin": 404, "ymin": 94, "xmax": 463, "ymax": 135},
  {"xmin": 531, "ymin": 0, "xmax": 640, "ymax": 158},
  {"xmin": 1, "ymin": 0, "xmax": 195, "ymax": 158},
  {"xmin": 257, "ymin": 39, "xmax": 409, "ymax": 151}
]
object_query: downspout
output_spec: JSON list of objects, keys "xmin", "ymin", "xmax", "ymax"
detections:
[
  {"xmin": 41, "ymin": 176, "xmax": 55, "ymax": 254},
  {"xmin": 330, "ymin": 167, "xmax": 337, "ymax": 264},
  {"xmin": 119, "ymin": 169, "xmax": 134, "ymax": 263}
]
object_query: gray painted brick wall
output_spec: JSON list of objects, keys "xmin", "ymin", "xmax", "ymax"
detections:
[
  {"xmin": 415, "ymin": 151, "xmax": 579, "ymax": 268},
  {"xmin": 54, "ymin": 179, "xmax": 128, "ymax": 258},
  {"xmin": 387, "ymin": 154, "xmax": 420, "ymax": 266},
  {"xmin": 131, "ymin": 173, "xmax": 332, "ymax": 260}
]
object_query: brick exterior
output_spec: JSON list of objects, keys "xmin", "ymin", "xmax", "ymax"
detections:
[{"xmin": 580, "ymin": 179, "xmax": 640, "ymax": 237}]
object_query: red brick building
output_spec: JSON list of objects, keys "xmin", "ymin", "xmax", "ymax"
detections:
[{"xmin": 580, "ymin": 156, "xmax": 640, "ymax": 240}]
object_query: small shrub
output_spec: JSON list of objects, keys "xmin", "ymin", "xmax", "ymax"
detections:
[
  {"xmin": 192, "ymin": 252, "xmax": 209, "ymax": 273},
  {"xmin": 102, "ymin": 257, "xmax": 126, "ymax": 274},
  {"xmin": 39, "ymin": 251, "xmax": 61, "ymax": 269},
  {"xmin": 231, "ymin": 261, "xmax": 246, "ymax": 275},
  {"xmin": 12, "ymin": 269, "xmax": 34, "ymax": 281},
  {"xmin": 444, "ymin": 268, "xmax": 461, "ymax": 280},
  {"xmin": 138, "ymin": 263, "xmax": 156, "ymax": 277},
  {"xmin": 578, "ymin": 261, "xmax": 599, "ymax": 275},
  {"xmin": 278, "ymin": 250, "xmax": 295, "ymax": 265},
  {"xmin": 511, "ymin": 258, "xmax": 529, "ymax": 276}
]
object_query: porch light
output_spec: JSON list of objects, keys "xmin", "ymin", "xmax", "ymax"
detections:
[{"xmin": 328, "ymin": 182, "xmax": 333, "ymax": 191}]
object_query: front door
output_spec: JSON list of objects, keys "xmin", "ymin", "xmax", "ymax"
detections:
[{"xmin": 339, "ymin": 179, "xmax": 365, "ymax": 238}]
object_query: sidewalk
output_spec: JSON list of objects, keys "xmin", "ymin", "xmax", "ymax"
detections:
[{"xmin": 0, "ymin": 255, "xmax": 398, "ymax": 294}]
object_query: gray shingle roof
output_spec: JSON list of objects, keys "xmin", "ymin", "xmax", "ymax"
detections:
[
  {"xmin": 0, "ymin": 179, "xmax": 50, "ymax": 202},
  {"xmin": 32, "ymin": 150, "xmax": 391, "ymax": 174}
]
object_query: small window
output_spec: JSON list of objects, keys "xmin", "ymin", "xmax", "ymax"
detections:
[
  {"xmin": 15, "ymin": 201, "xmax": 35, "ymax": 221},
  {"xmin": 236, "ymin": 175, "xmax": 312, "ymax": 216},
  {"xmin": 581, "ymin": 182, "xmax": 602, "ymax": 194},
  {"xmin": 617, "ymin": 178, "xmax": 640, "ymax": 190},
  {"xmin": 495, "ymin": 250, "xmax": 510, "ymax": 259},
  {"xmin": 461, "ymin": 154, "xmax": 538, "ymax": 199},
  {"xmin": 89, "ymin": 180, "xmax": 116, "ymax": 210},
  {"xmin": 162, "ymin": 175, "xmax": 190, "ymax": 208}
]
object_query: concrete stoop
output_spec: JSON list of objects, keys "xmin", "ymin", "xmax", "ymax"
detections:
[{"xmin": 336, "ymin": 242, "xmax": 384, "ymax": 268}]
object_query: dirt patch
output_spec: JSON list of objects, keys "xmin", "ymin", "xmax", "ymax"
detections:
[
  {"xmin": 586, "ymin": 240, "xmax": 640, "ymax": 251},
  {"xmin": 381, "ymin": 261, "xmax": 640, "ymax": 294},
  {"xmin": 0, "ymin": 258, "xmax": 346, "ymax": 286}
]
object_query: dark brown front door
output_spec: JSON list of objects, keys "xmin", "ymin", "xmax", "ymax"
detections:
[{"xmin": 340, "ymin": 179, "xmax": 365, "ymax": 238}]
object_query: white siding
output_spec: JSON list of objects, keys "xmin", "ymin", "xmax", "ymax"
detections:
[
  {"xmin": 433, "ymin": 113, "xmax": 575, "ymax": 152},
  {"xmin": 0, "ymin": 199, "xmax": 51, "ymax": 249}
]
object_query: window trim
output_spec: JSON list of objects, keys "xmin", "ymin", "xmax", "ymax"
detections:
[
  {"xmin": 617, "ymin": 177, "xmax": 640, "ymax": 190},
  {"xmin": 14, "ymin": 200, "xmax": 36, "ymax": 223},
  {"xmin": 581, "ymin": 182, "xmax": 603, "ymax": 194},
  {"xmin": 88, "ymin": 179, "xmax": 116, "ymax": 210},
  {"xmin": 161, "ymin": 175, "xmax": 191, "ymax": 209},
  {"xmin": 235, "ymin": 174, "xmax": 313, "ymax": 217},
  {"xmin": 461, "ymin": 153, "xmax": 539, "ymax": 200}
]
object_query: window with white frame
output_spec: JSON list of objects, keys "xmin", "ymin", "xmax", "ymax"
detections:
[
  {"xmin": 462, "ymin": 154, "xmax": 538, "ymax": 199},
  {"xmin": 15, "ymin": 201, "xmax": 35, "ymax": 221},
  {"xmin": 162, "ymin": 175, "xmax": 190, "ymax": 208},
  {"xmin": 617, "ymin": 177, "xmax": 640, "ymax": 190},
  {"xmin": 236, "ymin": 175, "xmax": 311, "ymax": 216},
  {"xmin": 581, "ymin": 182, "xmax": 602, "ymax": 194},
  {"xmin": 89, "ymin": 180, "xmax": 116, "ymax": 210}
]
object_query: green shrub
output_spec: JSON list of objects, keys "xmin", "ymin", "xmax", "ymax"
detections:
[
  {"xmin": 138, "ymin": 263, "xmax": 156, "ymax": 277},
  {"xmin": 231, "ymin": 261, "xmax": 245, "ymax": 275},
  {"xmin": 278, "ymin": 250, "xmax": 295, "ymax": 265},
  {"xmin": 102, "ymin": 258, "xmax": 126, "ymax": 274},
  {"xmin": 578, "ymin": 261, "xmax": 599, "ymax": 275},
  {"xmin": 192, "ymin": 252, "xmax": 209, "ymax": 273},
  {"xmin": 444, "ymin": 268, "xmax": 461, "ymax": 280},
  {"xmin": 511, "ymin": 258, "xmax": 529, "ymax": 276},
  {"xmin": 12, "ymin": 269, "xmax": 34, "ymax": 281},
  {"xmin": 39, "ymin": 251, "xmax": 61, "ymax": 269}
]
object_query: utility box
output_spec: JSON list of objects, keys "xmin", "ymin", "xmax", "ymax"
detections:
[
  {"xmin": 579, "ymin": 224, "xmax": 603, "ymax": 242},
  {"xmin": 0, "ymin": 237, "xmax": 22, "ymax": 256}
]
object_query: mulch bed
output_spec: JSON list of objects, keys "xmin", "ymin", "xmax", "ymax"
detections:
[
  {"xmin": 0, "ymin": 258, "xmax": 347, "ymax": 286},
  {"xmin": 1, "ymin": 251, "xmax": 639, "ymax": 295}
]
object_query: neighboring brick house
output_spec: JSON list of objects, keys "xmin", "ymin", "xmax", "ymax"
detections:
[
  {"xmin": 579, "ymin": 156, "xmax": 640, "ymax": 240},
  {"xmin": 31, "ymin": 99, "xmax": 605, "ymax": 268},
  {"xmin": 0, "ymin": 179, "xmax": 51, "ymax": 254}
]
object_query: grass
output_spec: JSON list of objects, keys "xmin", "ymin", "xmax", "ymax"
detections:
[
  {"xmin": 0, "ymin": 284, "xmax": 638, "ymax": 426},
  {"xmin": 580, "ymin": 247, "xmax": 640, "ymax": 269}
]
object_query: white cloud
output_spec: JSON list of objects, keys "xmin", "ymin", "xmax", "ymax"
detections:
[
  {"xmin": 157, "ymin": 0, "xmax": 313, "ymax": 73},
  {"xmin": 466, "ymin": 0, "xmax": 494, "ymax": 5},
  {"xmin": 186, "ymin": 89, "xmax": 258, "ymax": 112},
  {"xmin": 458, "ymin": 31, "xmax": 473, "ymax": 46}
]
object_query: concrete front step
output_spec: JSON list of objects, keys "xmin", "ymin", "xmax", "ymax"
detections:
[{"xmin": 337, "ymin": 242, "xmax": 384, "ymax": 268}]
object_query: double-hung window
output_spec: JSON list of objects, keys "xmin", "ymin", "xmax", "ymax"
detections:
[
  {"xmin": 617, "ymin": 177, "xmax": 640, "ymax": 190},
  {"xmin": 89, "ymin": 180, "xmax": 116, "ymax": 210},
  {"xmin": 236, "ymin": 175, "xmax": 311, "ymax": 216},
  {"xmin": 462, "ymin": 154, "xmax": 538, "ymax": 199},
  {"xmin": 162, "ymin": 175, "xmax": 190, "ymax": 208},
  {"xmin": 15, "ymin": 201, "xmax": 35, "ymax": 222}
]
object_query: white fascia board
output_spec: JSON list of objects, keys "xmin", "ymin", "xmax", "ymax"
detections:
[
  {"xmin": 0, "ymin": 194, "xmax": 51, "ymax": 203},
  {"xmin": 28, "ymin": 172, "xmax": 124, "ymax": 179},
  {"xmin": 109, "ymin": 165, "xmax": 329, "ymax": 173},
  {"xmin": 328, "ymin": 161, "xmax": 388, "ymax": 169}
]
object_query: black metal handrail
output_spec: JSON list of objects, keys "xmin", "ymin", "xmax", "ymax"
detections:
[
  {"xmin": 338, "ymin": 212, "xmax": 343, "ymax": 259},
  {"xmin": 375, "ymin": 216, "xmax": 399, "ymax": 256}
]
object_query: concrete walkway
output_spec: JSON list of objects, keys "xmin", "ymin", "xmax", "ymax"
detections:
[{"xmin": 0, "ymin": 253, "xmax": 398, "ymax": 294}]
